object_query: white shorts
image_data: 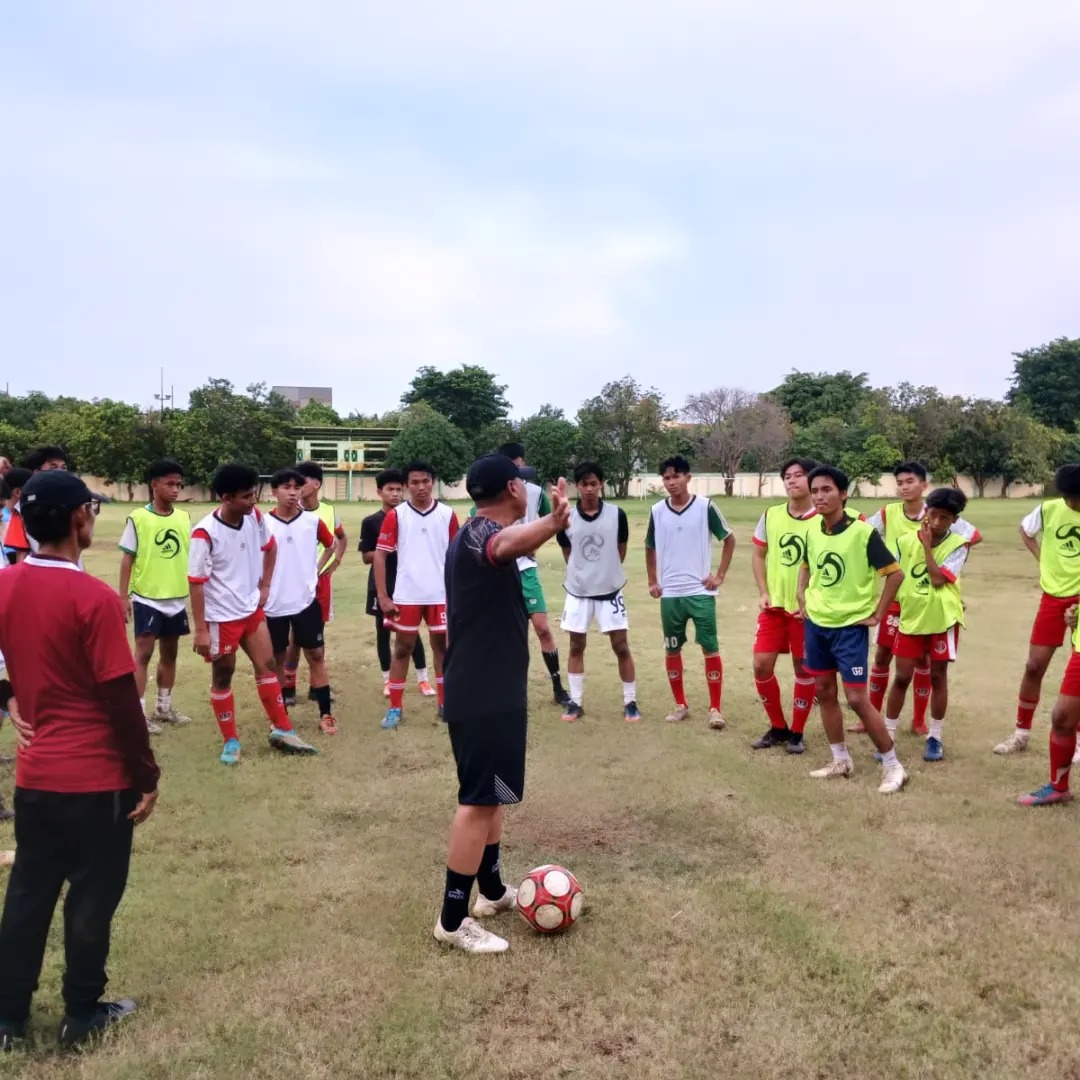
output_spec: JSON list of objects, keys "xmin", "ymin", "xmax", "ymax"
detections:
[{"xmin": 560, "ymin": 592, "xmax": 629, "ymax": 635}]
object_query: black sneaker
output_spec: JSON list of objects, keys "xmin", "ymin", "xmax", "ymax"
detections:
[
  {"xmin": 553, "ymin": 686, "xmax": 571, "ymax": 708},
  {"xmin": 785, "ymin": 733, "xmax": 806, "ymax": 755},
  {"xmin": 58, "ymin": 999, "xmax": 136, "ymax": 1049},
  {"xmin": 561, "ymin": 702, "xmax": 585, "ymax": 722},
  {"xmin": 308, "ymin": 686, "xmax": 335, "ymax": 703},
  {"xmin": 0, "ymin": 798, "xmax": 13, "ymax": 823},
  {"xmin": 0, "ymin": 1021, "xmax": 26, "ymax": 1053},
  {"xmin": 751, "ymin": 727, "xmax": 790, "ymax": 749}
]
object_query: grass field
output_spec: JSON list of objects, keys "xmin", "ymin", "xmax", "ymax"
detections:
[{"xmin": 2, "ymin": 495, "xmax": 1079, "ymax": 1079}]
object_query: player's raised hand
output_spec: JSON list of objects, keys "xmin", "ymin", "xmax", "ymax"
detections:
[
  {"xmin": 918, "ymin": 519, "xmax": 934, "ymax": 548},
  {"xmin": 550, "ymin": 478, "xmax": 571, "ymax": 530}
]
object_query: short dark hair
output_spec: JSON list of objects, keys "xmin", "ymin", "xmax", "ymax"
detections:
[
  {"xmin": 375, "ymin": 468, "xmax": 404, "ymax": 490},
  {"xmin": 147, "ymin": 459, "xmax": 184, "ymax": 484},
  {"xmin": 808, "ymin": 464, "xmax": 849, "ymax": 493},
  {"xmin": 211, "ymin": 463, "xmax": 259, "ymax": 497},
  {"xmin": 21, "ymin": 502, "xmax": 77, "ymax": 544},
  {"xmin": 780, "ymin": 457, "xmax": 817, "ymax": 479},
  {"xmin": 573, "ymin": 461, "xmax": 605, "ymax": 485},
  {"xmin": 22, "ymin": 445, "xmax": 69, "ymax": 471},
  {"xmin": 925, "ymin": 487, "xmax": 967, "ymax": 516},
  {"xmin": 2, "ymin": 467, "xmax": 32, "ymax": 497},
  {"xmin": 659, "ymin": 455, "xmax": 691, "ymax": 476},
  {"xmin": 404, "ymin": 461, "xmax": 435, "ymax": 481},
  {"xmin": 498, "ymin": 442, "xmax": 526, "ymax": 461},
  {"xmin": 1055, "ymin": 463, "xmax": 1080, "ymax": 498},
  {"xmin": 893, "ymin": 461, "xmax": 928, "ymax": 482},
  {"xmin": 270, "ymin": 468, "xmax": 307, "ymax": 489},
  {"xmin": 295, "ymin": 461, "xmax": 324, "ymax": 483}
]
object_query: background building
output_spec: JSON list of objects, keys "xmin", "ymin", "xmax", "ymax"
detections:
[
  {"xmin": 290, "ymin": 424, "xmax": 399, "ymax": 500},
  {"xmin": 273, "ymin": 385, "xmax": 334, "ymax": 408}
]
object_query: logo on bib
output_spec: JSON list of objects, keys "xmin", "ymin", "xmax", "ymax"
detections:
[
  {"xmin": 155, "ymin": 528, "xmax": 182, "ymax": 559},
  {"xmin": 779, "ymin": 533, "xmax": 806, "ymax": 567},
  {"xmin": 911, "ymin": 561, "xmax": 930, "ymax": 592},
  {"xmin": 1056, "ymin": 524, "xmax": 1080, "ymax": 559},
  {"xmin": 817, "ymin": 551, "xmax": 846, "ymax": 587},
  {"xmin": 580, "ymin": 534, "xmax": 605, "ymax": 563}
]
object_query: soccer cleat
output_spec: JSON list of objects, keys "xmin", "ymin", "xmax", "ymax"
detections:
[
  {"xmin": 145, "ymin": 717, "xmax": 163, "ymax": 736},
  {"xmin": 0, "ymin": 1021, "xmax": 25, "ymax": 1052},
  {"xmin": 994, "ymin": 731, "xmax": 1030, "ymax": 755},
  {"xmin": 751, "ymin": 727, "xmax": 790, "ymax": 749},
  {"xmin": 665, "ymin": 704, "xmax": 691, "ymax": 723},
  {"xmin": 433, "ymin": 916, "xmax": 509, "ymax": 953},
  {"xmin": 268, "ymin": 728, "xmax": 318, "ymax": 755},
  {"xmin": 623, "ymin": 701, "xmax": 642, "ymax": 723},
  {"xmin": 553, "ymin": 686, "xmax": 572, "ymax": 708},
  {"xmin": 282, "ymin": 688, "xmax": 297, "ymax": 709},
  {"xmin": 785, "ymin": 733, "xmax": 806, "ymax": 755},
  {"xmin": 708, "ymin": 709, "xmax": 725, "ymax": 730},
  {"xmin": 472, "ymin": 883, "xmax": 518, "ymax": 919},
  {"xmin": 417, "ymin": 679, "xmax": 436, "ymax": 697},
  {"xmin": 847, "ymin": 720, "xmax": 867, "ymax": 734},
  {"xmin": 924, "ymin": 736, "xmax": 944, "ymax": 762},
  {"xmin": 57, "ymin": 998, "xmax": 137, "ymax": 1048},
  {"xmin": 810, "ymin": 758, "xmax": 854, "ymax": 779},
  {"xmin": 1018, "ymin": 783, "xmax": 1074, "ymax": 807},
  {"xmin": 219, "ymin": 738, "xmax": 241, "ymax": 766},
  {"xmin": 319, "ymin": 715, "xmax": 339, "ymax": 736},
  {"xmin": 561, "ymin": 702, "xmax": 584, "ymax": 723},
  {"xmin": 911, "ymin": 720, "xmax": 929, "ymax": 737},
  {"xmin": 381, "ymin": 707, "xmax": 402, "ymax": 730},
  {"xmin": 308, "ymin": 686, "xmax": 335, "ymax": 703},
  {"xmin": 878, "ymin": 763, "xmax": 908, "ymax": 794},
  {"xmin": 153, "ymin": 707, "xmax": 191, "ymax": 726}
]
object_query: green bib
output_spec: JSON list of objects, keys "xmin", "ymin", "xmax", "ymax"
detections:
[
  {"xmin": 129, "ymin": 506, "xmax": 190, "ymax": 600},
  {"xmin": 1038, "ymin": 499, "xmax": 1080, "ymax": 598},
  {"xmin": 763, "ymin": 504, "xmax": 816, "ymax": 614},
  {"xmin": 883, "ymin": 502, "xmax": 924, "ymax": 558},
  {"xmin": 804, "ymin": 515, "xmax": 879, "ymax": 628},
  {"xmin": 896, "ymin": 530, "xmax": 966, "ymax": 635}
]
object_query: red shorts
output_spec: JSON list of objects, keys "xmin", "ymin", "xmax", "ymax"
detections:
[
  {"xmin": 875, "ymin": 602, "xmax": 902, "ymax": 649},
  {"xmin": 1061, "ymin": 651, "xmax": 1080, "ymax": 698},
  {"xmin": 753, "ymin": 608, "xmax": 805, "ymax": 658},
  {"xmin": 206, "ymin": 609, "xmax": 265, "ymax": 662},
  {"xmin": 316, "ymin": 574, "xmax": 333, "ymax": 624},
  {"xmin": 387, "ymin": 603, "xmax": 447, "ymax": 634},
  {"xmin": 1030, "ymin": 592, "xmax": 1080, "ymax": 648},
  {"xmin": 893, "ymin": 625, "xmax": 960, "ymax": 663}
]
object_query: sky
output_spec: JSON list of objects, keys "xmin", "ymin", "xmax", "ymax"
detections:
[{"xmin": 2, "ymin": 2, "xmax": 1079, "ymax": 420}]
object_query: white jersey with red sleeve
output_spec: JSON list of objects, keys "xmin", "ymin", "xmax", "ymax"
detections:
[
  {"xmin": 188, "ymin": 508, "xmax": 275, "ymax": 623},
  {"xmin": 377, "ymin": 500, "xmax": 460, "ymax": 605},
  {"xmin": 264, "ymin": 511, "xmax": 335, "ymax": 618}
]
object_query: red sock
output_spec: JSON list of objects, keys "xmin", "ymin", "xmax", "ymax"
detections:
[
  {"xmin": 389, "ymin": 681, "xmax": 405, "ymax": 710},
  {"xmin": 256, "ymin": 675, "xmax": 293, "ymax": 731},
  {"xmin": 665, "ymin": 654, "xmax": 686, "ymax": 706},
  {"xmin": 283, "ymin": 663, "xmax": 298, "ymax": 690},
  {"xmin": 1049, "ymin": 730, "xmax": 1076, "ymax": 792},
  {"xmin": 1017, "ymin": 696, "xmax": 1039, "ymax": 731},
  {"xmin": 913, "ymin": 666, "xmax": 931, "ymax": 728},
  {"xmin": 868, "ymin": 666, "xmax": 890, "ymax": 713},
  {"xmin": 705, "ymin": 654, "xmax": 723, "ymax": 710},
  {"xmin": 436, "ymin": 676, "xmax": 444, "ymax": 707},
  {"xmin": 755, "ymin": 676, "xmax": 787, "ymax": 730},
  {"xmin": 210, "ymin": 689, "xmax": 238, "ymax": 743},
  {"xmin": 791, "ymin": 677, "xmax": 816, "ymax": 735}
]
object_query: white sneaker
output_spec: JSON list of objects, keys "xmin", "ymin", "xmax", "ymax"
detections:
[
  {"xmin": 878, "ymin": 762, "xmax": 908, "ymax": 794},
  {"xmin": 433, "ymin": 916, "xmax": 509, "ymax": 953},
  {"xmin": 708, "ymin": 709, "xmax": 725, "ymax": 730},
  {"xmin": 809, "ymin": 758, "xmax": 854, "ymax": 779},
  {"xmin": 994, "ymin": 731, "xmax": 1030, "ymax": 755},
  {"xmin": 153, "ymin": 707, "xmax": 191, "ymax": 726},
  {"xmin": 145, "ymin": 717, "xmax": 163, "ymax": 735},
  {"xmin": 665, "ymin": 704, "xmax": 691, "ymax": 723},
  {"xmin": 472, "ymin": 883, "xmax": 518, "ymax": 919}
]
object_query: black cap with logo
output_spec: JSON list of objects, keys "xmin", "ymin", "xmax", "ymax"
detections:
[
  {"xmin": 466, "ymin": 454, "xmax": 524, "ymax": 502},
  {"xmin": 21, "ymin": 470, "xmax": 94, "ymax": 511}
]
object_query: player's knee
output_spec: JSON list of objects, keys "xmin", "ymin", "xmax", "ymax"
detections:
[
  {"xmin": 610, "ymin": 637, "xmax": 631, "ymax": 660},
  {"xmin": 158, "ymin": 638, "xmax": 179, "ymax": 664},
  {"xmin": 1051, "ymin": 701, "xmax": 1080, "ymax": 734},
  {"xmin": 1025, "ymin": 653, "xmax": 1051, "ymax": 679},
  {"xmin": 845, "ymin": 686, "xmax": 870, "ymax": 711},
  {"xmin": 873, "ymin": 647, "xmax": 891, "ymax": 668},
  {"xmin": 892, "ymin": 668, "xmax": 913, "ymax": 690},
  {"xmin": 930, "ymin": 667, "xmax": 948, "ymax": 690},
  {"xmin": 306, "ymin": 647, "xmax": 325, "ymax": 664},
  {"xmin": 752, "ymin": 655, "xmax": 774, "ymax": 681}
]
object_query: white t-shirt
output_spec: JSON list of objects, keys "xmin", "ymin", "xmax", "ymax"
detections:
[
  {"xmin": 376, "ymin": 500, "xmax": 460, "ymax": 605},
  {"xmin": 188, "ymin": 509, "xmax": 274, "ymax": 623},
  {"xmin": 264, "ymin": 510, "xmax": 335, "ymax": 618}
]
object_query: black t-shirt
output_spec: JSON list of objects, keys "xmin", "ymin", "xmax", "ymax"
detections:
[
  {"xmin": 443, "ymin": 516, "xmax": 529, "ymax": 721},
  {"xmin": 359, "ymin": 510, "xmax": 396, "ymax": 600}
]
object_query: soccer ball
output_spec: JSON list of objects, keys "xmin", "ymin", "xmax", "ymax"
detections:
[{"xmin": 516, "ymin": 864, "xmax": 584, "ymax": 933}]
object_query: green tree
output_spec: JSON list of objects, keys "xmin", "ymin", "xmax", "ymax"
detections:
[
  {"xmin": 385, "ymin": 404, "xmax": 473, "ymax": 486},
  {"xmin": 296, "ymin": 400, "xmax": 343, "ymax": 426},
  {"xmin": 839, "ymin": 434, "xmax": 902, "ymax": 494},
  {"xmin": 767, "ymin": 370, "xmax": 876, "ymax": 429},
  {"xmin": 401, "ymin": 365, "xmax": 510, "ymax": 446},
  {"xmin": 1009, "ymin": 337, "xmax": 1080, "ymax": 431},
  {"xmin": 518, "ymin": 406, "xmax": 579, "ymax": 482}
]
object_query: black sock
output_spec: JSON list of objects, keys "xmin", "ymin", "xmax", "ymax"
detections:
[
  {"xmin": 441, "ymin": 868, "xmax": 475, "ymax": 932},
  {"xmin": 313, "ymin": 684, "xmax": 332, "ymax": 716},
  {"xmin": 476, "ymin": 843, "xmax": 506, "ymax": 902},
  {"xmin": 543, "ymin": 650, "xmax": 563, "ymax": 688}
]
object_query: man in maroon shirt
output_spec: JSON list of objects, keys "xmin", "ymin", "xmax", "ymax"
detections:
[{"xmin": 0, "ymin": 471, "xmax": 160, "ymax": 1052}]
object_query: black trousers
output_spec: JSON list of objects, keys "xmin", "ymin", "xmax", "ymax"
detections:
[
  {"xmin": 0, "ymin": 788, "xmax": 136, "ymax": 1023},
  {"xmin": 373, "ymin": 609, "xmax": 427, "ymax": 672}
]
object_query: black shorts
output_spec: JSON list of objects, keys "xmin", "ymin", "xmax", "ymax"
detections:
[
  {"xmin": 266, "ymin": 599, "xmax": 325, "ymax": 653},
  {"xmin": 447, "ymin": 710, "xmax": 527, "ymax": 806},
  {"xmin": 132, "ymin": 600, "xmax": 190, "ymax": 639}
]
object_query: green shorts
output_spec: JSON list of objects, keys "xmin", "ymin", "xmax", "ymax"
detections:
[
  {"xmin": 520, "ymin": 566, "xmax": 547, "ymax": 615},
  {"xmin": 661, "ymin": 595, "xmax": 718, "ymax": 654}
]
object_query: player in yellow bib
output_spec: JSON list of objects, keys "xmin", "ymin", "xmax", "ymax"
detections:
[
  {"xmin": 118, "ymin": 459, "xmax": 191, "ymax": 731},
  {"xmin": 885, "ymin": 489, "xmax": 971, "ymax": 763}
]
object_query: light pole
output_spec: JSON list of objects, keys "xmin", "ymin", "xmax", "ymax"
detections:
[{"xmin": 154, "ymin": 368, "xmax": 173, "ymax": 419}]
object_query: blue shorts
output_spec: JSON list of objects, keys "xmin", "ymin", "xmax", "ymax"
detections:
[
  {"xmin": 132, "ymin": 600, "xmax": 190, "ymax": 640},
  {"xmin": 803, "ymin": 620, "xmax": 869, "ymax": 685}
]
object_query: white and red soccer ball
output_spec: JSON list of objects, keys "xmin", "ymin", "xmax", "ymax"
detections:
[{"xmin": 516, "ymin": 864, "xmax": 584, "ymax": 933}]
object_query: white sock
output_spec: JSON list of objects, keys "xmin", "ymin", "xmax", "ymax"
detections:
[
  {"xmin": 156, "ymin": 688, "xmax": 172, "ymax": 710},
  {"xmin": 885, "ymin": 715, "xmax": 898, "ymax": 737},
  {"xmin": 416, "ymin": 667, "xmax": 429, "ymax": 684},
  {"xmin": 568, "ymin": 672, "xmax": 585, "ymax": 705},
  {"xmin": 1014, "ymin": 726, "xmax": 1029, "ymax": 740},
  {"xmin": 929, "ymin": 718, "xmax": 944, "ymax": 741},
  {"xmin": 381, "ymin": 670, "xmax": 390, "ymax": 682},
  {"xmin": 830, "ymin": 742, "xmax": 851, "ymax": 763},
  {"xmin": 880, "ymin": 748, "xmax": 899, "ymax": 768},
  {"xmin": 622, "ymin": 681, "xmax": 637, "ymax": 705}
]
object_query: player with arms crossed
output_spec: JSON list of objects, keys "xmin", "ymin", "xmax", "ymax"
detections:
[
  {"xmin": 358, "ymin": 469, "xmax": 435, "ymax": 698},
  {"xmin": 374, "ymin": 462, "xmax": 459, "ymax": 729},
  {"xmin": 189, "ymin": 464, "xmax": 317, "ymax": 765},
  {"xmin": 118, "ymin": 459, "xmax": 192, "ymax": 734},
  {"xmin": 555, "ymin": 461, "xmax": 638, "ymax": 722},
  {"xmin": 645, "ymin": 456, "xmax": 735, "ymax": 729},
  {"xmin": 433, "ymin": 455, "xmax": 572, "ymax": 953},
  {"xmin": 749, "ymin": 457, "xmax": 819, "ymax": 753},
  {"xmin": 885, "ymin": 488, "xmax": 971, "ymax": 762},
  {"xmin": 995, "ymin": 463, "xmax": 1080, "ymax": 756},
  {"xmin": 264, "ymin": 470, "xmax": 338, "ymax": 735},
  {"xmin": 797, "ymin": 465, "xmax": 908, "ymax": 794}
]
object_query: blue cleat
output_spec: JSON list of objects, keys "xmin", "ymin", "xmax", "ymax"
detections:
[
  {"xmin": 923, "ymin": 736, "xmax": 944, "ymax": 762},
  {"xmin": 623, "ymin": 701, "xmax": 641, "ymax": 723},
  {"xmin": 382, "ymin": 707, "xmax": 402, "ymax": 730},
  {"xmin": 220, "ymin": 738, "xmax": 241, "ymax": 766},
  {"xmin": 1017, "ymin": 783, "xmax": 1074, "ymax": 807}
]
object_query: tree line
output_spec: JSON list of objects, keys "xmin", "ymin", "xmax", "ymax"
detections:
[{"xmin": 2, "ymin": 339, "xmax": 1078, "ymax": 497}]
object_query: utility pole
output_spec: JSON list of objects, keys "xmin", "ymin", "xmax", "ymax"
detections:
[{"xmin": 154, "ymin": 367, "xmax": 173, "ymax": 419}]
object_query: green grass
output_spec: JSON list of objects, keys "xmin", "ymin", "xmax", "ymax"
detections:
[{"xmin": 3, "ymin": 497, "xmax": 1080, "ymax": 1079}]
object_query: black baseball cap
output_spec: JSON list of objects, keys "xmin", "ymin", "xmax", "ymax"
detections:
[
  {"xmin": 21, "ymin": 470, "xmax": 94, "ymax": 511},
  {"xmin": 466, "ymin": 454, "xmax": 523, "ymax": 501}
]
